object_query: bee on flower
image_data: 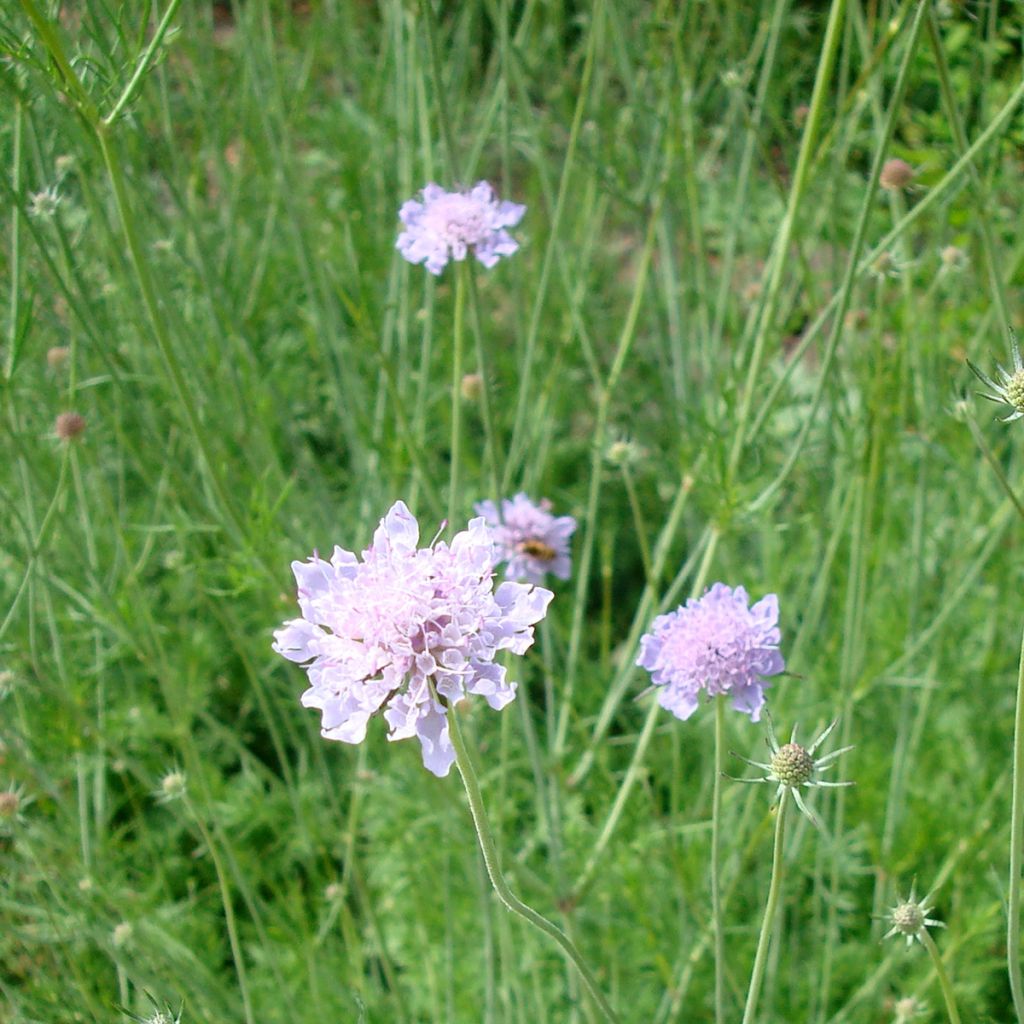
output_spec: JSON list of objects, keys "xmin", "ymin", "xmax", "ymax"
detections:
[{"xmin": 475, "ymin": 493, "xmax": 576, "ymax": 585}]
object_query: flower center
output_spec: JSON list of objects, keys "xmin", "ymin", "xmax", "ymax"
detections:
[
  {"xmin": 770, "ymin": 742, "xmax": 814, "ymax": 787},
  {"xmin": 424, "ymin": 194, "xmax": 488, "ymax": 247}
]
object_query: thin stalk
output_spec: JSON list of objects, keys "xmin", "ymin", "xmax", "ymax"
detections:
[
  {"xmin": 4, "ymin": 100, "xmax": 22, "ymax": 382},
  {"xmin": 924, "ymin": 7, "xmax": 1013, "ymax": 340},
  {"xmin": 448, "ymin": 266, "xmax": 467, "ymax": 532},
  {"xmin": 711, "ymin": 695, "xmax": 727, "ymax": 1024},
  {"xmin": 570, "ymin": 527, "xmax": 719, "ymax": 897},
  {"xmin": 726, "ymin": 0, "xmax": 847, "ymax": 478},
  {"xmin": 1008, "ymin": 619, "xmax": 1024, "ymax": 1023},
  {"xmin": 184, "ymin": 797, "xmax": 257, "ymax": 1024},
  {"xmin": 742, "ymin": 791, "xmax": 789, "ymax": 1024},
  {"xmin": 103, "ymin": 0, "xmax": 184, "ymax": 124},
  {"xmin": 964, "ymin": 410, "xmax": 1024, "ymax": 524},
  {"xmin": 749, "ymin": 0, "xmax": 929, "ymax": 513},
  {"xmin": 446, "ymin": 703, "xmax": 620, "ymax": 1024},
  {"xmin": 919, "ymin": 930, "xmax": 962, "ymax": 1024},
  {"xmin": 503, "ymin": 0, "xmax": 604, "ymax": 487}
]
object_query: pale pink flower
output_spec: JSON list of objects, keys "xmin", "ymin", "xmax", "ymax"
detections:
[
  {"xmin": 397, "ymin": 182, "xmax": 525, "ymax": 275},
  {"xmin": 273, "ymin": 502, "xmax": 552, "ymax": 776}
]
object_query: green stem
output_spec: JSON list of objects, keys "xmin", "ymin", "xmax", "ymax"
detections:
[
  {"xmin": 185, "ymin": 797, "xmax": 256, "ymax": 1024},
  {"xmin": 741, "ymin": 791, "xmax": 788, "ymax": 1024},
  {"xmin": 748, "ymin": 0, "xmax": 929, "ymax": 514},
  {"xmin": 1008, "ymin": 620, "xmax": 1024, "ymax": 1023},
  {"xmin": 924, "ymin": 6, "xmax": 1013, "ymax": 342},
  {"xmin": 446, "ymin": 705, "xmax": 619, "ymax": 1023},
  {"xmin": 568, "ymin": 525, "xmax": 719, "ymax": 889},
  {"xmin": 964, "ymin": 410, "xmax": 1024, "ymax": 523},
  {"xmin": 448, "ymin": 265, "xmax": 467, "ymax": 534},
  {"xmin": 712, "ymin": 695, "xmax": 727, "ymax": 1024},
  {"xmin": 103, "ymin": 0, "xmax": 184, "ymax": 124},
  {"xmin": 919, "ymin": 929, "xmax": 962, "ymax": 1024},
  {"xmin": 726, "ymin": 0, "xmax": 847, "ymax": 478}
]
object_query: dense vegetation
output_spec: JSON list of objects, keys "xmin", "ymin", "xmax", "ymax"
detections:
[{"xmin": 2, "ymin": 1, "xmax": 1024, "ymax": 1021}]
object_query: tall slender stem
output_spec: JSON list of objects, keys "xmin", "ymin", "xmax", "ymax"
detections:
[
  {"xmin": 446, "ymin": 703, "xmax": 620, "ymax": 1024},
  {"xmin": 919, "ymin": 930, "xmax": 962, "ymax": 1024},
  {"xmin": 1008, "ymin": 619, "xmax": 1024, "ymax": 1023},
  {"xmin": 741, "ymin": 791, "xmax": 789, "ymax": 1024},
  {"xmin": 447, "ymin": 266, "xmax": 467, "ymax": 534},
  {"xmin": 726, "ymin": 0, "xmax": 847, "ymax": 478},
  {"xmin": 711, "ymin": 695, "xmax": 727, "ymax": 1024}
]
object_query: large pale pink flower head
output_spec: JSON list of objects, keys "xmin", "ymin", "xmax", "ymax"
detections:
[
  {"xmin": 636, "ymin": 583, "xmax": 784, "ymax": 723},
  {"xmin": 475, "ymin": 493, "xmax": 576, "ymax": 585},
  {"xmin": 273, "ymin": 502, "xmax": 552, "ymax": 777},
  {"xmin": 396, "ymin": 182, "xmax": 525, "ymax": 275}
]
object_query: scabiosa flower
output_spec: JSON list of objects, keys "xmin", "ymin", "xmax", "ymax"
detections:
[
  {"xmin": 474, "ymin": 493, "xmax": 576, "ymax": 585},
  {"xmin": 968, "ymin": 336, "xmax": 1024, "ymax": 422},
  {"xmin": 732, "ymin": 717, "xmax": 853, "ymax": 829},
  {"xmin": 636, "ymin": 583, "xmax": 784, "ymax": 722},
  {"xmin": 396, "ymin": 182, "xmax": 525, "ymax": 275},
  {"xmin": 273, "ymin": 501, "xmax": 553, "ymax": 777},
  {"xmin": 884, "ymin": 884, "xmax": 945, "ymax": 946}
]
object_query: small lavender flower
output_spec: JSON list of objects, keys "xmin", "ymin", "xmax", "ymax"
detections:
[
  {"xmin": 475, "ymin": 493, "xmax": 576, "ymax": 585},
  {"xmin": 397, "ymin": 182, "xmax": 525, "ymax": 275},
  {"xmin": 273, "ymin": 501, "xmax": 553, "ymax": 777},
  {"xmin": 636, "ymin": 583, "xmax": 784, "ymax": 722},
  {"xmin": 968, "ymin": 335, "xmax": 1024, "ymax": 422}
]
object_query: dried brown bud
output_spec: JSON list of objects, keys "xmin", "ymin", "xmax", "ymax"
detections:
[
  {"xmin": 46, "ymin": 346, "xmax": 70, "ymax": 370},
  {"xmin": 879, "ymin": 158, "xmax": 914, "ymax": 191},
  {"xmin": 460, "ymin": 373, "xmax": 484, "ymax": 401},
  {"xmin": 0, "ymin": 791, "xmax": 19, "ymax": 819},
  {"xmin": 55, "ymin": 411, "xmax": 86, "ymax": 440}
]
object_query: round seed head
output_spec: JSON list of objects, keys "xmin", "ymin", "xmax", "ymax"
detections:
[
  {"xmin": 55, "ymin": 411, "xmax": 86, "ymax": 440},
  {"xmin": 893, "ymin": 995, "xmax": 927, "ymax": 1021},
  {"xmin": 159, "ymin": 770, "xmax": 187, "ymax": 802},
  {"xmin": 891, "ymin": 900, "xmax": 925, "ymax": 936},
  {"xmin": 1006, "ymin": 370, "xmax": 1024, "ymax": 414},
  {"xmin": 46, "ymin": 346, "xmax": 70, "ymax": 370},
  {"xmin": 880, "ymin": 158, "xmax": 914, "ymax": 190},
  {"xmin": 770, "ymin": 742, "xmax": 815, "ymax": 787},
  {"xmin": 940, "ymin": 245, "xmax": 965, "ymax": 270},
  {"xmin": 460, "ymin": 373, "xmax": 484, "ymax": 401},
  {"xmin": 0, "ymin": 791, "xmax": 19, "ymax": 819}
]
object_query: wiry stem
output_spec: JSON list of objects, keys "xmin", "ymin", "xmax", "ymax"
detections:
[
  {"xmin": 741, "ymin": 790, "xmax": 788, "ymax": 1024},
  {"xmin": 1008, "ymin": 620, "xmax": 1024, "ymax": 1023},
  {"xmin": 447, "ymin": 265, "xmax": 467, "ymax": 535},
  {"xmin": 712, "ymin": 695, "xmax": 727, "ymax": 1024},
  {"xmin": 919, "ymin": 929, "xmax": 962, "ymax": 1024},
  {"xmin": 446, "ymin": 703, "xmax": 620, "ymax": 1024}
]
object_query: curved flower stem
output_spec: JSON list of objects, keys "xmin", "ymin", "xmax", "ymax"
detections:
[
  {"xmin": 446, "ymin": 706, "xmax": 620, "ymax": 1024},
  {"xmin": 741, "ymin": 790, "xmax": 788, "ymax": 1024},
  {"xmin": 919, "ymin": 930, "xmax": 962, "ymax": 1024},
  {"xmin": 711, "ymin": 696, "xmax": 727, "ymax": 1024},
  {"xmin": 1009, "ymin": 620, "xmax": 1024, "ymax": 1023},
  {"xmin": 447, "ymin": 265, "xmax": 467, "ymax": 534}
]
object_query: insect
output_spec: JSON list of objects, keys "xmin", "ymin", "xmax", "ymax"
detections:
[{"xmin": 516, "ymin": 538, "xmax": 557, "ymax": 562}]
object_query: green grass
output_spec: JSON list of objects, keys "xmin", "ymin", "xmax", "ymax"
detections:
[{"xmin": 2, "ymin": 1, "xmax": 1024, "ymax": 1021}]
